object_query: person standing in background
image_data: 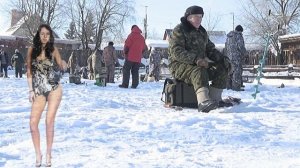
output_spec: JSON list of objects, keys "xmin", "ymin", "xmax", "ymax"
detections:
[
  {"xmin": 119, "ymin": 25, "xmax": 146, "ymax": 89},
  {"xmin": 225, "ymin": 25, "xmax": 247, "ymax": 91},
  {"xmin": 87, "ymin": 54, "xmax": 94, "ymax": 80},
  {"xmin": 0, "ymin": 48, "xmax": 9, "ymax": 78},
  {"xmin": 11, "ymin": 49, "xmax": 25, "ymax": 78},
  {"xmin": 67, "ymin": 51, "xmax": 78, "ymax": 76},
  {"xmin": 91, "ymin": 49, "xmax": 103, "ymax": 82},
  {"xmin": 149, "ymin": 47, "xmax": 162, "ymax": 81},
  {"xmin": 103, "ymin": 41, "xmax": 119, "ymax": 83}
]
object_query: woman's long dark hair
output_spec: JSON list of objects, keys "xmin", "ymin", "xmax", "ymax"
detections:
[{"xmin": 31, "ymin": 24, "xmax": 55, "ymax": 60}]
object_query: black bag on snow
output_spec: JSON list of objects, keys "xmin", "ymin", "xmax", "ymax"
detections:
[{"xmin": 161, "ymin": 78, "xmax": 198, "ymax": 108}]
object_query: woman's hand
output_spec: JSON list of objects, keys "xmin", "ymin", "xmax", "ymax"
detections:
[
  {"xmin": 29, "ymin": 90, "xmax": 35, "ymax": 102},
  {"xmin": 61, "ymin": 60, "xmax": 68, "ymax": 71}
]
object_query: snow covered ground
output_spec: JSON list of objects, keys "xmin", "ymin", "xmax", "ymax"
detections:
[{"xmin": 1, "ymin": 70, "xmax": 300, "ymax": 168}]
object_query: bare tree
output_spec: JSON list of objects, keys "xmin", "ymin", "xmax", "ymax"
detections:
[
  {"xmin": 93, "ymin": 0, "xmax": 135, "ymax": 50},
  {"xmin": 67, "ymin": 0, "xmax": 134, "ymax": 51},
  {"xmin": 202, "ymin": 9, "xmax": 221, "ymax": 31},
  {"xmin": 242, "ymin": 0, "xmax": 300, "ymax": 64},
  {"xmin": 8, "ymin": 0, "xmax": 64, "ymax": 38}
]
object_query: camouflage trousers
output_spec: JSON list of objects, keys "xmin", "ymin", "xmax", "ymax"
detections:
[
  {"xmin": 169, "ymin": 61, "xmax": 229, "ymax": 91},
  {"xmin": 227, "ymin": 63, "xmax": 243, "ymax": 90},
  {"xmin": 149, "ymin": 63, "xmax": 161, "ymax": 81}
]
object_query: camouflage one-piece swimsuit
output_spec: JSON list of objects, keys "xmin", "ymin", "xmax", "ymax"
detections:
[{"xmin": 32, "ymin": 58, "xmax": 60, "ymax": 97}]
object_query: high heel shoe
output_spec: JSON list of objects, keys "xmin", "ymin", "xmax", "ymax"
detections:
[
  {"xmin": 45, "ymin": 154, "xmax": 52, "ymax": 167},
  {"xmin": 35, "ymin": 155, "xmax": 42, "ymax": 167}
]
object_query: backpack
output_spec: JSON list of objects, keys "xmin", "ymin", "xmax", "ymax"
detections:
[{"xmin": 161, "ymin": 78, "xmax": 198, "ymax": 108}]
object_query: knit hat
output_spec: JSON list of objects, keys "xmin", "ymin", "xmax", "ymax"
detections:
[
  {"xmin": 184, "ymin": 6, "xmax": 204, "ymax": 18},
  {"xmin": 235, "ymin": 25, "xmax": 243, "ymax": 32},
  {"xmin": 108, "ymin": 41, "xmax": 114, "ymax": 46}
]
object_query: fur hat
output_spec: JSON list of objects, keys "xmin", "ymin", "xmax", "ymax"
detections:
[
  {"xmin": 235, "ymin": 25, "xmax": 243, "ymax": 32},
  {"xmin": 184, "ymin": 6, "xmax": 204, "ymax": 18}
]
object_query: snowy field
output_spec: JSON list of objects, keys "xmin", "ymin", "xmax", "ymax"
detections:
[{"xmin": 1, "ymin": 70, "xmax": 300, "ymax": 168}]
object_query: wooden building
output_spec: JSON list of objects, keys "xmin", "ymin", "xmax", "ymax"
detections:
[{"xmin": 278, "ymin": 33, "xmax": 300, "ymax": 65}]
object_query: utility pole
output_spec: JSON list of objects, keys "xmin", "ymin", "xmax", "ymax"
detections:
[
  {"xmin": 144, "ymin": 6, "xmax": 148, "ymax": 39},
  {"xmin": 231, "ymin": 12, "xmax": 235, "ymax": 30}
]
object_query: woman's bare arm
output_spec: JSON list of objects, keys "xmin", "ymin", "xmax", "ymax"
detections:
[{"xmin": 27, "ymin": 47, "xmax": 33, "ymax": 91}]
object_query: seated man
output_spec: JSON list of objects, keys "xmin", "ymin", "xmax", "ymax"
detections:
[{"xmin": 168, "ymin": 5, "xmax": 231, "ymax": 112}]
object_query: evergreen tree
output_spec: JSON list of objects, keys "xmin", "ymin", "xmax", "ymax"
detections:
[
  {"xmin": 65, "ymin": 21, "xmax": 77, "ymax": 39},
  {"xmin": 85, "ymin": 11, "xmax": 97, "ymax": 43}
]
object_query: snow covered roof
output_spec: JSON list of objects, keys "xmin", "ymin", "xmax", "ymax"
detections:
[
  {"xmin": 0, "ymin": 35, "xmax": 16, "ymax": 40},
  {"xmin": 55, "ymin": 38, "xmax": 81, "ymax": 45},
  {"xmin": 4, "ymin": 15, "xmax": 27, "ymax": 36},
  {"xmin": 279, "ymin": 33, "xmax": 300, "ymax": 39},
  {"xmin": 5, "ymin": 14, "xmax": 60, "ymax": 38},
  {"xmin": 278, "ymin": 33, "xmax": 300, "ymax": 43},
  {"xmin": 79, "ymin": 42, "xmax": 124, "ymax": 50},
  {"xmin": 207, "ymin": 31, "xmax": 227, "ymax": 44},
  {"xmin": 146, "ymin": 39, "xmax": 169, "ymax": 48}
]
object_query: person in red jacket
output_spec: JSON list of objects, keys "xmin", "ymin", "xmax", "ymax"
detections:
[{"xmin": 119, "ymin": 25, "xmax": 146, "ymax": 88}]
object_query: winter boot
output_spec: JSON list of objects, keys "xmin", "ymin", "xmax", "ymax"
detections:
[
  {"xmin": 209, "ymin": 86, "xmax": 233, "ymax": 107},
  {"xmin": 209, "ymin": 86, "xmax": 223, "ymax": 102},
  {"xmin": 196, "ymin": 87, "xmax": 218, "ymax": 113}
]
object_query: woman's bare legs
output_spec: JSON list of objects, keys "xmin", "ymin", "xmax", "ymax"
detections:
[
  {"xmin": 30, "ymin": 95, "xmax": 47, "ymax": 166},
  {"xmin": 45, "ymin": 85, "xmax": 62, "ymax": 165}
]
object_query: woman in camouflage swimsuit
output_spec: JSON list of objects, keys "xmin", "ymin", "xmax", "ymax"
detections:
[{"xmin": 26, "ymin": 24, "xmax": 66, "ymax": 167}]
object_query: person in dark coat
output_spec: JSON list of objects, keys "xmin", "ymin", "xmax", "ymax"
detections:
[
  {"xmin": 0, "ymin": 48, "xmax": 9, "ymax": 78},
  {"xmin": 168, "ymin": 6, "xmax": 232, "ymax": 112},
  {"xmin": 119, "ymin": 25, "xmax": 146, "ymax": 89},
  {"xmin": 11, "ymin": 49, "xmax": 25, "ymax": 78},
  {"xmin": 225, "ymin": 25, "xmax": 247, "ymax": 91}
]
